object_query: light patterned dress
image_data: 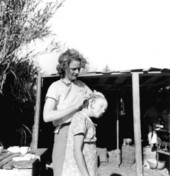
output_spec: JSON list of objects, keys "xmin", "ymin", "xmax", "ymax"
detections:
[{"xmin": 62, "ymin": 111, "xmax": 97, "ymax": 176}]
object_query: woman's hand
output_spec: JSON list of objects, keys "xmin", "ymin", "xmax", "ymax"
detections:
[{"xmin": 72, "ymin": 95, "xmax": 85, "ymax": 111}]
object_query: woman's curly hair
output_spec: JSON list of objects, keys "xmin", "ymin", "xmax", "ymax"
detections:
[{"xmin": 56, "ymin": 49, "xmax": 87, "ymax": 78}]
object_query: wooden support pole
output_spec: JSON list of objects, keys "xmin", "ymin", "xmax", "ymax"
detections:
[
  {"xmin": 31, "ymin": 72, "xmax": 42, "ymax": 149},
  {"xmin": 116, "ymin": 93, "xmax": 121, "ymax": 164},
  {"xmin": 132, "ymin": 73, "xmax": 143, "ymax": 176}
]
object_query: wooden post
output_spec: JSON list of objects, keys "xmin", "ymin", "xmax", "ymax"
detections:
[
  {"xmin": 132, "ymin": 73, "xmax": 143, "ymax": 176},
  {"xmin": 116, "ymin": 93, "xmax": 121, "ymax": 164},
  {"xmin": 31, "ymin": 72, "xmax": 42, "ymax": 149}
]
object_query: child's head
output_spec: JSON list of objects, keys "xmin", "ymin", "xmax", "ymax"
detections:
[{"xmin": 83, "ymin": 91, "xmax": 108, "ymax": 118}]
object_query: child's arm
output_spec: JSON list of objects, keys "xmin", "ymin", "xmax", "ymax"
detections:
[{"xmin": 74, "ymin": 134, "xmax": 90, "ymax": 176}]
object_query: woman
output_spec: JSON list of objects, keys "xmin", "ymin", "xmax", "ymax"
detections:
[{"xmin": 43, "ymin": 49, "xmax": 92, "ymax": 176}]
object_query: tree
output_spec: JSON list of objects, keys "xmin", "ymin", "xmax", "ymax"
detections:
[
  {"xmin": 0, "ymin": 0, "xmax": 65, "ymax": 146},
  {"xmin": 0, "ymin": 0, "xmax": 64, "ymax": 93}
]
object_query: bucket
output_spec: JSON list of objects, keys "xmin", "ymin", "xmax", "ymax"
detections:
[
  {"xmin": 143, "ymin": 146, "xmax": 156, "ymax": 161},
  {"xmin": 97, "ymin": 148, "xmax": 108, "ymax": 163},
  {"xmin": 121, "ymin": 145, "xmax": 135, "ymax": 164}
]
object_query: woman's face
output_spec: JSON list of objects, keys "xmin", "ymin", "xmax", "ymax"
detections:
[
  {"xmin": 90, "ymin": 98, "xmax": 108, "ymax": 118},
  {"xmin": 65, "ymin": 60, "xmax": 81, "ymax": 81}
]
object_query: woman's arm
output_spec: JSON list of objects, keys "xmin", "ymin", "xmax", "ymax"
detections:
[
  {"xmin": 74, "ymin": 134, "xmax": 90, "ymax": 176},
  {"xmin": 43, "ymin": 97, "xmax": 84, "ymax": 123}
]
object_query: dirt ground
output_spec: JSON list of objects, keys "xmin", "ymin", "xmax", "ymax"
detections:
[
  {"xmin": 97, "ymin": 162, "xmax": 169, "ymax": 176},
  {"xmin": 97, "ymin": 149, "xmax": 170, "ymax": 176}
]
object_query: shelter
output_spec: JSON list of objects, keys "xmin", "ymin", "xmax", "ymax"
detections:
[{"xmin": 31, "ymin": 68, "xmax": 170, "ymax": 176}]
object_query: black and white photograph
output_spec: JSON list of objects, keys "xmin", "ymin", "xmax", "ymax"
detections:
[{"xmin": 0, "ymin": 0, "xmax": 170, "ymax": 176}]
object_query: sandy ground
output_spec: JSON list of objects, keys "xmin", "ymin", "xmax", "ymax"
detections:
[
  {"xmin": 97, "ymin": 149, "xmax": 170, "ymax": 176},
  {"xmin": 97, "ymin": 162, "xmax": 169, "ymax": 176}
]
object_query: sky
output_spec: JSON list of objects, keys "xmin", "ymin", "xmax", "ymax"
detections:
[{"xmin": 37, "ymin": 0, "xmax": 170, "ymax": 74}]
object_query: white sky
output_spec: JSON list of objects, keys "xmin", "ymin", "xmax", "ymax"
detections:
[{"xmin": 37, "ymin": 0, "xmax": 170, "ymax": 74}]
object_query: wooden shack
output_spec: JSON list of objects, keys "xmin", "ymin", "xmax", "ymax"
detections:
[{"xmin": 31, "ymin": 68, "xmax": 170, "ymax": 176}]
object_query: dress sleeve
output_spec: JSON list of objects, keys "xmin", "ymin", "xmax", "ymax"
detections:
[
  {"xmin": 45, "ymin": 82, "xmax": 59, "ymax": 101},
  {"xmin": 72, "ymin": 115, "xmax": 86, "ymax": 135}
]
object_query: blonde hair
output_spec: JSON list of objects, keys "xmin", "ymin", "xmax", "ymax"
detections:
[{"xmin": 83, "ymin": 90, "xmax": 107, "ymax": 108}]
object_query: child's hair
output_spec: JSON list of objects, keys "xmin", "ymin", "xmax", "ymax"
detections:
[{"xmin": 83, "ymin": 90, "xmax": 107, "ymax": 108}]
